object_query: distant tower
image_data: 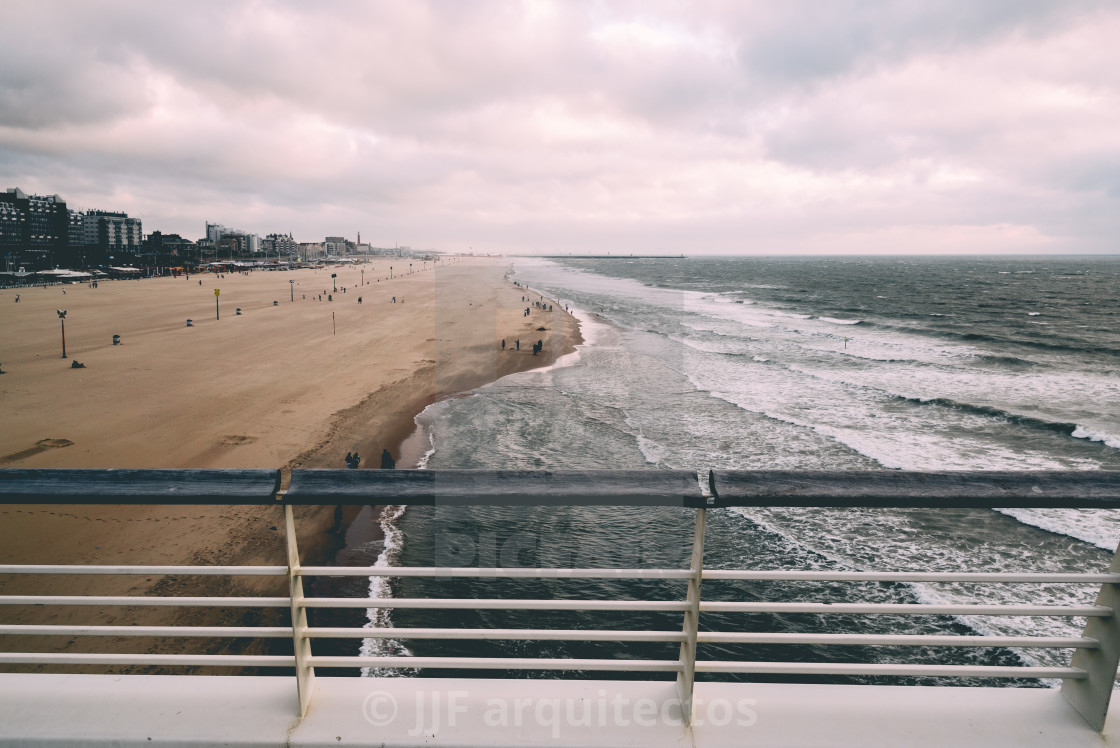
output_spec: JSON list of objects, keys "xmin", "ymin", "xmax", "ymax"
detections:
[{"xmin": 357, "ymin": 230, "xmax": 360, "ymax": 246}]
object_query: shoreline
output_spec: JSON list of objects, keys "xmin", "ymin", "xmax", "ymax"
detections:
[
  {"xmin": 314, "ymin": 290, "xmax": 593, "ymax": 672},
  {"xmin": 0, "ymin": 257, "xmax": 582, "ymax": 671},
  {"xmin": 319, "ymin": 282, "xmax": 589, "ymax": 576}
]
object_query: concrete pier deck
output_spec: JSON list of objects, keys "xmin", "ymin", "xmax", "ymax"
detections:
[{"xmin": 1, "ymin": 674, "xmax": 1116, "ymax": 747}]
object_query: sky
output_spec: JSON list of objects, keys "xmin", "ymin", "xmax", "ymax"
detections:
[{"xmin": 2, "ymin": 1, "xmax": 1118, "ymax": 255}]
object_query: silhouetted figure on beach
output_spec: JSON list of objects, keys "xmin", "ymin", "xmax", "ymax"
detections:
[
  {"xmin": 381, "ymin": 449, "xmax": 395, "ymax": 469},
  {"xmin": 345, "ymin": 452, "xmax": 353, "ymax": 468},
  {"xmin": 516, "ymin": 339, "xmax": 520, "ymax": 350},
  {"xmin": 501, "ymin": 339, "xmax": 505, "ymax": 349}
]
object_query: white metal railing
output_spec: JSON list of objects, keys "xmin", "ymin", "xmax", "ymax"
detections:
[{"xmin": 1, "ymin": 467, "xmax": 1120, "ymax": 731}]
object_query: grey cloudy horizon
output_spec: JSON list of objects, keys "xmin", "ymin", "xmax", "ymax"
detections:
[{"xmin": 2, "ymin": 0, "xmax": 1118, "ymax": 255}]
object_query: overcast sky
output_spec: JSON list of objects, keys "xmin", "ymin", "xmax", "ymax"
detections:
[{"xmin": 2, "ymin": 1, "xmax": 1118, "ymax": 255}]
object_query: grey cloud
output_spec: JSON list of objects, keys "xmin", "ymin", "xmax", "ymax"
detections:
[
  {"xmin": 730, "ymin": 0, "xmax": 1107, "ymax": 87},
  {"xmin": 0, "ymin": 22, "xmax": 148, "ymax": 128},
  {"xmin": 1, "ymin": 1, "xmax": 1118, "ymax": 254}
]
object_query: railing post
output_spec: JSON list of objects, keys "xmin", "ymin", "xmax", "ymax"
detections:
[
  {"xmin": 676, "ymin": 506, "xmax": 706, "ymax": 726},
  {"xmin": 1062, "ymin": 537, "xmax": 1120, "ymax": 732},
  {"xmin": 284, "ymin": 504, "xmax": 315, "ymax": 717}
]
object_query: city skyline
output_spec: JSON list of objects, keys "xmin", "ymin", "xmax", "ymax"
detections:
[{"xmin": 2, "ymin": 1, "xmax": 1119, "ymax": 256}]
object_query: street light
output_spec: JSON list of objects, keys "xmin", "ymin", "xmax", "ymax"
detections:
[
  {"xmin": 57, "ymin": 309, "xmax": 67, "ymax": 358},
  {"xmin": 290, "ymin": 279, "xmax": 294, "ymax": 302}
]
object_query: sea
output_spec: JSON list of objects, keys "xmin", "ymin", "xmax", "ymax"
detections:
[{"xmin": 313, "ymin": 255, "xmax": 1120, "ymax": 686}]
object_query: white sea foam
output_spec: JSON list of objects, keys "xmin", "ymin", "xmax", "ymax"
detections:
[
  {"xmin": 811, "ymin": 508, "xmax": 1091, "ymax": 665},
  {"xmin": 636, "ymin": 434, "xmax": 667, "ymax": 465},
  {"xmin": 1072, "ymin": 425, "xmax": 1120, "ymax": 449},
  {"xmin": 668, "ymin": 334, "xmax": 750, "ymax": 356},
  {"xmin": 417, "ymin": 256, "xmax": 1120, "ymax": 681},
  {"xmin": 414, "ymin": 428, "xmax": 437, "ymax": 470},
  {"xmin": 995, "ymin": 508, "xmax": 1120, "ymax": 551},
  {"xmin": 728, "ymin": 505, "xmax": 1098, "ymax": 674},
  {"xmin": 511, "ymin": 255, "xmax": 1120, "ymax": 554},
  {"xmin": 360, "ymin": 504, "xmax": 415, "ymax": 677}
]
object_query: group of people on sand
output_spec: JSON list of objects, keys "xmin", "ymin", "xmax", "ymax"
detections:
[
  {"xmin": 499, "ymin": 338, "xmax": 544, "ymax": 355},
  {"xmin": 345, "ymin": 449, "xmax": 395, "ymax": 469}
]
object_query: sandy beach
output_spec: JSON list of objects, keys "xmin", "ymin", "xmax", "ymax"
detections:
[{"xmin": 0, "ymin": 256, "xmax": 581, "ymax": 670}]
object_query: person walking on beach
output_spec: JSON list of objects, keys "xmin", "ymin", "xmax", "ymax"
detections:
[
  {"xmin": 345, "ymin": 452, "xmax": 354, "ymax": 468},
  {"xmin": 516, "ymin": 339, "xmax": 520, "ymax": 350},
  {"xmin": 381, "ymin": 449, "xmax": 395, "ymax": 469},
  {"xmin": 501, "ymin": 339, "xmax": 505, "ymax": 350}
]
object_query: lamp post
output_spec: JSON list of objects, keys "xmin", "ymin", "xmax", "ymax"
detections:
[
  {"xmin": 290, "ymin": 279, "xmax": 294, "ymax": 302},
  {"xmin": 390, "ymin": 265, "xmax": 393, "ymax": 279},
  {"xmin": 57, "ymin": 309, "xmax": 67, "ymax": 358},
  {"xmin": 409, "ymin": 262, "xmax": 413, "ymax": 275}
]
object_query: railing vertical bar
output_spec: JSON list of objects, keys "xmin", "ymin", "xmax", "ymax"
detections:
[
  {"xmin": 285, "ymin": 504, "xmax": 315, "ymax": 718},
  {"xmin": 676, "ymin": 506, "xmax": 706, "ymax": 726},
  {"xmin": 1062, "ymin": 537, "xmax": 1120, "ymax": 732}
]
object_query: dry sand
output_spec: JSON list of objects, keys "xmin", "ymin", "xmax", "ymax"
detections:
[{"xmin": 0, "ymin": 256, "xmax": 581, "ymax": 670}]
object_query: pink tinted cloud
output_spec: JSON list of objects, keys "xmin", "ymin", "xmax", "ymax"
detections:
[{"xmin": 0, "ymin": 1, "xmax": 1117, "ymax": 254}]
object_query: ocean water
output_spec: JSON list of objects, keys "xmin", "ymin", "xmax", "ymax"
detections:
[{"xmin": 331, "ymin": 255, "xmax": 1120, "ymax": 684}]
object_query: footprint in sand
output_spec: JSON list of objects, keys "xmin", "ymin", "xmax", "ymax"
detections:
[
  {"xmin": 0, "ymin": 438, "xmax": 74, "ymax": 464},
  {"xmin": 220, "ymin": 435, "xmax": 258, "ymax": 447}
]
